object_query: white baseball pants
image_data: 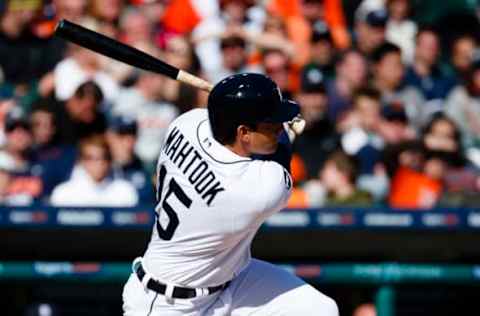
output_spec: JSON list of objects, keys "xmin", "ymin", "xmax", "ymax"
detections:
[{"xmin": 123, "ymin": 258, "xmax": 339, "ymax": 316}]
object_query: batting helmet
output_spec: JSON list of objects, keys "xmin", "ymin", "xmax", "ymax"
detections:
[{"xmin": 208, "ymin": 73, "xmax": 299, "ymax": 144}]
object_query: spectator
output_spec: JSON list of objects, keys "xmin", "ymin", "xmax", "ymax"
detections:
[
  {"xmin": 106, "ymin": 115, "xmax": 155, "ymax": 204},
  {"xmin": 380, "ymin": 103, "xmax": 416, "ymax": 145},
  {"xmin": 338, "ymin": 88, "xmax": 389, "ymax": 200},
  {"xmin": 0, "ymin": 107, "xmax": 43, "ymax": 203},
  {"xmin": 385, "ymin": 0, "xmax": 417, "ymax": 64},
  {"xmin": 29, "ymin": 103, "xmax": 76, "ymax": 196},
  {"xmin": 204, "ymin": 35, "xmax": 256, "ymax": 84},
  {"xmin": 48, "ymin": 81, "xmax": 107, "ymax": 145},
  {"xmin": 0, "ymin": 150, "xmax": 33, "ymax": 205},
  {"xmin": 53, "ymin": 20, "xmax": 119, "ymax": 102},
  {"xmin": 354, "ymin": 8, "xmax": 388, "ymax": 59},
  {"xmin": 112, "ymin": 69, "xmax": 178, "ymax": 172},
  {"xmin": 119, "ymin": 6, "xmax": 153, "ymax": 45},
  {"xmin": 52, "ymin": 0, "xmax": 87, "ymax": 22},
  {"xmin": 423, "ymin": 114, "xmax": 463, "ymax": 157},
  {"xmin": 446, "ymin": 34, "xmax": 477, "ymax": 83},
  {"xmin": 404, "ymin": 26, "xmax": 456, "ymax": 101},
  {"xmin": 318, "ymin": 150, "xmax": 372, "ymax": 206},
  {"xmin": 50, "ymin": 135, "xmax": 138, "ymax": 207},
  {"xmin": 0, "ymin": 0, "xmax": 58, "ymax": 109},
  {"xmin": 161, "ymin": 36, "xmax": 203, "ymax": 113},
  {"xmin": 308, "ymin": 22, "xmax": 336, "ymax": 80},
  {"xmin": 326, "ymin": 49, "xmax": 368, "ymax": 122},
  {"xmin": 370, "ymin": 42, "xmax": 425, "ymax": 129},
  {"xmin": 421, "ymin": 114, "xmax": 480, "ymax": 206},
  {"xmin": 445, "ymin": 59, "xmax": 480, "ymax": 160},
  {"xmin": 262, "ymin": 49, "xmax": 295, "ymax": 99},
  {"xmin": 293, "ymin": 65, "xmax": 339, "ymax": 179},
  {"xmin": 267, "ymin": 0, "xmax": 351, "ymax": 59},
  {"xmin": 353, "ymin": 303, "xmax": 377, "ymax": 316},
  {"xmin": 191, "ymin": 0, "xmax": 262, "ymax": 80},
  {"xmin": 254, "ymin": 12, "xmax": 295, "ymax": 58},
  {"xmin": 387, "ymin": 140, "xmax": 443, "ymax": 209},
  {"xmin": 89, "ymin": 0, "xmax": 124, "ymax": 26}
]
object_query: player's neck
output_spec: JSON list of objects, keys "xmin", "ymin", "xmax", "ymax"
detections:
[{"xmin": 225, "ymin": 142, "xmax": 250, "ymax": 158}]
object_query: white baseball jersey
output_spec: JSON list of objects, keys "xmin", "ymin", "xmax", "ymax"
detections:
[{"xmin": 142, "ymin": 108, "xmax": 292, "ymax": 288}]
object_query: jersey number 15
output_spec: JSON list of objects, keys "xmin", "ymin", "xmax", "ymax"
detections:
[{"xmin": 155, "ymin": 165, "xmax": 192, "ymax": 240}]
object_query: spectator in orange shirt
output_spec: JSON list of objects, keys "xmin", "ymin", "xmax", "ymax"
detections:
[{"xmin": 422, "ymin": 114, "xmax": 480, "ymax": 207}]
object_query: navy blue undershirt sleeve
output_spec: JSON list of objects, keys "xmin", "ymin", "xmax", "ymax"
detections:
[{"xmin": 252, "ymin": 131, "xmax": 292, "ymax": 172}]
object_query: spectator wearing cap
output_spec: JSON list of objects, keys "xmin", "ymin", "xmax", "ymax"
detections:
[
  {"xmin": 50, "ymin": 135, "xmax": 138, "ymax": 207},
  {"xmin": 404, "ymin": 26, "xmax": 456, "ymax": 101},
  {"xmin": 370, "ymin": 42, "xmax": 425, "ymax": 129},
  {"xmin": 0, "ymin": 148, "xmax": 34, "ymax": 205},
  {"xmin": 354, "ymin": 8, "xmax": 388, "ymax": 59},
  {"xmin": 0, "ymin": 108, "xmax": 33, "ymax": 170},
  {"xmin": 325, "ymin": 49, "xmax": 368, "ymax": 122},
  {"xmin": 307, "ymin": 21, "xmax": 335, "ymax": 80},
  {"xmin": 0, "ymin": 107, "xmax": 44, "ymax": 204},
  {"xmin": 293, "ymin": 65, "xmax": 339, "ymax": 178},
  {"xmin": 106, "ymin": 115, "xmax": 155, "ymax": 204},
  {"xmin": 445, "ymin": 58, "xmax": 480, "ymax": 164},
  {"xmin": 47, "ymin": 81, "xmax": 107, "ymax": 145},
  {"xmin": 385, "ymin": 0, "xmax": 417, "ymax": 64},
  {"xmin": 380, "ymin": 102, "xmax": 416, "ymax": 145},
  {"xmin": 112, "ymin": 70, "xmax": 178, "ymax": 172}
]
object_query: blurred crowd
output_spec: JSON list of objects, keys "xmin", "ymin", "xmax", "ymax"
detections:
[{"xmin": 1, "ymin": 0, "xmax": 480, "ymax": 209}]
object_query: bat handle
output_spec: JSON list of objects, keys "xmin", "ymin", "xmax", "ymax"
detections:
[{"xmin": 177, "ymin": 70, "xmax": 213, "ymax": 92}]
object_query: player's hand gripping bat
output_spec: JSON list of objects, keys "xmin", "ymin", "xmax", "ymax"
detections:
[{"xmin": 54, "ymin": 19, "xmax": 305, "ymax": 136}]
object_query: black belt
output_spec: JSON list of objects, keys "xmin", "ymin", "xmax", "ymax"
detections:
[{"xmin": 134, "ymin": 262, "xmax": 229, "ymax": 299}]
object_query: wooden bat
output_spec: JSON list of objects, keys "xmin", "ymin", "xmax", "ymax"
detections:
[{"xmin": 54, "ymin": 19, "xmax": 213, "ymax": 92}]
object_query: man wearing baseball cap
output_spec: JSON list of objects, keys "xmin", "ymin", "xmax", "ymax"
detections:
[
  {"xmin": 106, "ymin": 115, "xmax": 155, "ymax": 204},
  {"xmin": 354, "ymin": 8, "xmax": 389, "ymax": 58}
]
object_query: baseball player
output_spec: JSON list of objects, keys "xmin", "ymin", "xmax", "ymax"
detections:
[{"xmin": 122, "ymin": 73, "xmax": 338, "ymax": 315}]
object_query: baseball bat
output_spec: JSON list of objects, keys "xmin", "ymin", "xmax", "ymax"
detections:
[{"xmin": 54, "ymin": 19, "xmax": 213, "ymax": 92}]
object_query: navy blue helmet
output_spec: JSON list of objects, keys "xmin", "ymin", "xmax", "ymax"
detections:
[{"xmin": 207, "ymin": 73, "xmax": 299, "ymax": 143}]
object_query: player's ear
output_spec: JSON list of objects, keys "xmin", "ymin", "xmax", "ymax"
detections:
[{"xmin": 237, "ymin": 125, "xmax": 251, "ymax": 143}]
